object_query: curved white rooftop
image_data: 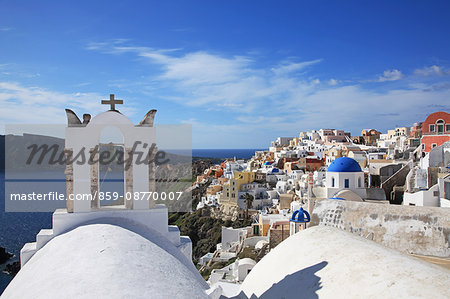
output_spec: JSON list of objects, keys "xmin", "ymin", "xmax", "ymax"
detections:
[
  {"xmin": 333, "ymin": 189, "xmax": 364, "ymax": 201},
  {"xmin": 238, "ymin": 258, "xmax": 256, "ymax": 266},
  {"xmin": 2, "ymin": 224, "xmax": 209, "ymax": 299},
  {"xmin": 240, "ymin": 226, "xmax": 450, "ymax": 298},
  {"xmin": 89, "ymin": 110, "xmax": 133, "ymax": 125}
]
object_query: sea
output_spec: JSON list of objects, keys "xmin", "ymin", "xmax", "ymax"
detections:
[
  {"xmin": 0, "ymin": 148, "xmax": 263, "ymax": 294},
  {"xmin": 192, "ymin": 148, "xmax": 263, "ymax": 159}
]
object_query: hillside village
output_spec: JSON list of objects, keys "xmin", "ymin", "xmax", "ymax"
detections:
[
  {"xmin": 192, "ymin": 111, "xmax": 450, "ymax": 289},
  {"xmin": 2, "ymin": 101, "xmax": 449, "ymax": 298}
]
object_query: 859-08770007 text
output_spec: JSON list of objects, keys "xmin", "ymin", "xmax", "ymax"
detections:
[{"xmin": 93, "ymin": 191, "xmax": 184, "ymax": 201}]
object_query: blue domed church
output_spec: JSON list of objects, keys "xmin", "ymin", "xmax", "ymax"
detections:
[{"xmin": 325, "ymin": 157, "xmax": 366, "ymax": 200}]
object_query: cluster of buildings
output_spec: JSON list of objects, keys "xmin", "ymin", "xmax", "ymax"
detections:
[
  {"xmin": 195, "ymin": 111, "xmax": 450, "ymax": 286},
  {"xmin": 199, "ymin": 111, "xmax": 449, "ymax": 209}
]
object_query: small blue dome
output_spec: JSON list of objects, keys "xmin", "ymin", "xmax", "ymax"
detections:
[
  {"xmin": 272, "ymin": 168, "xmax": 279, "ymax": 173},
  {"xmin": 290, "ymin": 207, "xmax": 311, "ymax": 223},
  {"xmin": 264, "ymin": 161, "xmax": 272, "ymax": 165},
  {"xmin": 327, "ymin": 157, "xmax": 362, "ymax": 172}
]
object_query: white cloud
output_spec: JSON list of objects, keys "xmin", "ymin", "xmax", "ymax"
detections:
[
  {"xmin": 217, "ymin": 103, "xmax": 244, "ymax": 108},
  {"xmin": 74, "ymin": 82, "xmax": 91, "ymax": 87},
  {"xmin": 377, "ymin": 69, "xmax": 404, "ymax": 82},
  {"xmin": 0, "ymin": 63, "xmax": 41, "ymax": 78},
  {"xmin": 271, "ymin": 59, "xmax": 322, "ymax": 76},
  {"xmin": 180, "ymin": 118, "xmax": 200, "ymax": 125},
  {"xmin": 86, "ymin": 42, "xmax": 326, "ymax": 112},
  {"xmin": 85, "ymin": 39, "xmax": 130, "ymax": 51},
  {"xmin": 81, "ymin": 42, "xmax": 450, "ymax": 147},
  {"xmin": 414, "ymin": 65, "xmax": 450, "ymax": 76},
  {"xmin": 7, "ymin": 40, "xmax": 448, "ymax": 147},
  {"xmin": 236, "ymin": 115, "xmax": 287, "ymax": 124},
  {"xmin": 0, "ymin": 82, "xmax": 137, "ymax": 124},
  {"xmin": 159, "ymin": 52, "xmax": 252, "ymax": 85},
  {"xmin": 328, "ymin": 78, "xmax": 339, "ymax": 85}
]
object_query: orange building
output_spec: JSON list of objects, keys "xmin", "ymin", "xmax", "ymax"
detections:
[
  {"xmin": 410, "ymin": 122, "xmax": 422, "ymax": 138},
  {"xmin": 361, "ymin": 129, "xmax": 381, "ymax": 146},
  {"xmin": 421, "ymin": 111, "xmax": 450, "ymax": 152},
  {"xmin": 214, "ymin": 168, "xmax": 224, "ymax": 178},
  {"xmin": 305, "ymin": 157, "xmax": 324, "ymax": 171}
]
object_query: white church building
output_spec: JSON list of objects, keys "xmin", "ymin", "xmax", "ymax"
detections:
[
  {"xmin": 313, "ymin": 157, "xmax": 386, "ymax": 202},
  {"xmin": 325, "ymin": 157, "xmax": 365, "ymax": 199}
]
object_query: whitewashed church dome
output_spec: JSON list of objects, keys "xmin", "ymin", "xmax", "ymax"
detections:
[
  {"xmin": 2, "ymin": 224, "xmax": 209, "ymax": 299},
  {"xmin": 240, "ymin": 226, "xmax": 450, "ymax": 298},
  {"xmin": 327, "ymin": 157, "xmax": 362, "ymax": 172},
  {"xmin": 89, "ymin": 111, "xmax": 133, "ymax": 125}
]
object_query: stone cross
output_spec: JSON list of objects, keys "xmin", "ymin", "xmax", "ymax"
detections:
[{"xmin": 102, "ymin": 94, "xmax": 123, "ymax": 111}]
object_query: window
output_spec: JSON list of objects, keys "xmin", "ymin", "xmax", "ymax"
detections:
[
  {"xmin": 432, "ymin": 143, "xmax": 437, "ymax": 148},
  {"xmin": 436, "ymin": 120, "xmax": 444, "ymax": 133},
  {"xmin": 422, "ymin": 144, "xmax": 425, "ymax": 150},
  {"xmin": 344, "ymin": 179, "xmax": 349, "ymax": 188},
  {"xmin": 446, "ymin": 124, "xmax": 450, "ymax": 132},
  {"xmin": 429, "ymin": 124, "xmax": 435, "ymax": 132},
  {"xmin": 358, "ymin": 177, "xmax": 361, "ymax": 188},
  {"xmin": 445, "ymin": 181, "xmax": 450, "ymax": 200},
  {"xmin": 331, "ymin": 177, "xmax": 335, "ymax": 187}
]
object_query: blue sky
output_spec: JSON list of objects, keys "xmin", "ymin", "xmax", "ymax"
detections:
[{"xmin": 0, "ymin": 0, "xmax": 449, "ymax": 148}]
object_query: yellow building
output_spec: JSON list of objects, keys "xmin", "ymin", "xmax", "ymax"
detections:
[
  {"xmin": 219, "ymin": 171, "xmax": 256, "ymax": 207},
  {"xmin": 219, "ymin": 179, "xmax": 238, "ymax": 206},
  {"xmin": 258, "ymin": 214, "xmax": 271, "ymax": 236},
  {"xmin": 326, "ymin": 147, "xmax": 343, "ymax": 160},
  {"xmin": 289, "ymin": 137, "xmax": 302, "ymax": 147},
  {"xmin": 234, "ymin": 171, "xmax": 255, "ymax": 189}
]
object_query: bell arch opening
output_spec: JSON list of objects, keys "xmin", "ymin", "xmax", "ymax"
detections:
[{"xmin": 98, "ymin": 126, "xmax": 125, "ymax": 208}]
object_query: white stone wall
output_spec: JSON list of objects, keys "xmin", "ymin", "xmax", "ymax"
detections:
[
  {"xmin": 311, "ymin": 199, "xmax": 450, "ymax": 257},
  {"xmin": 403, "ymin": 184, "xmax": 440, "ymax": 207},
  {"xmin": 221, "ymin": 227, "xmax": 245, "ymax": 251}
]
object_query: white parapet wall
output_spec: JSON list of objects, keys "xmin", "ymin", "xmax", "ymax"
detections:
[
  {"xmin": 310, "ymin": 198, "xmax": 450, "ymax": 257},
  {"xmin": 20, "ymin": 204, "xmax": 192, "ymax": 267}
]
